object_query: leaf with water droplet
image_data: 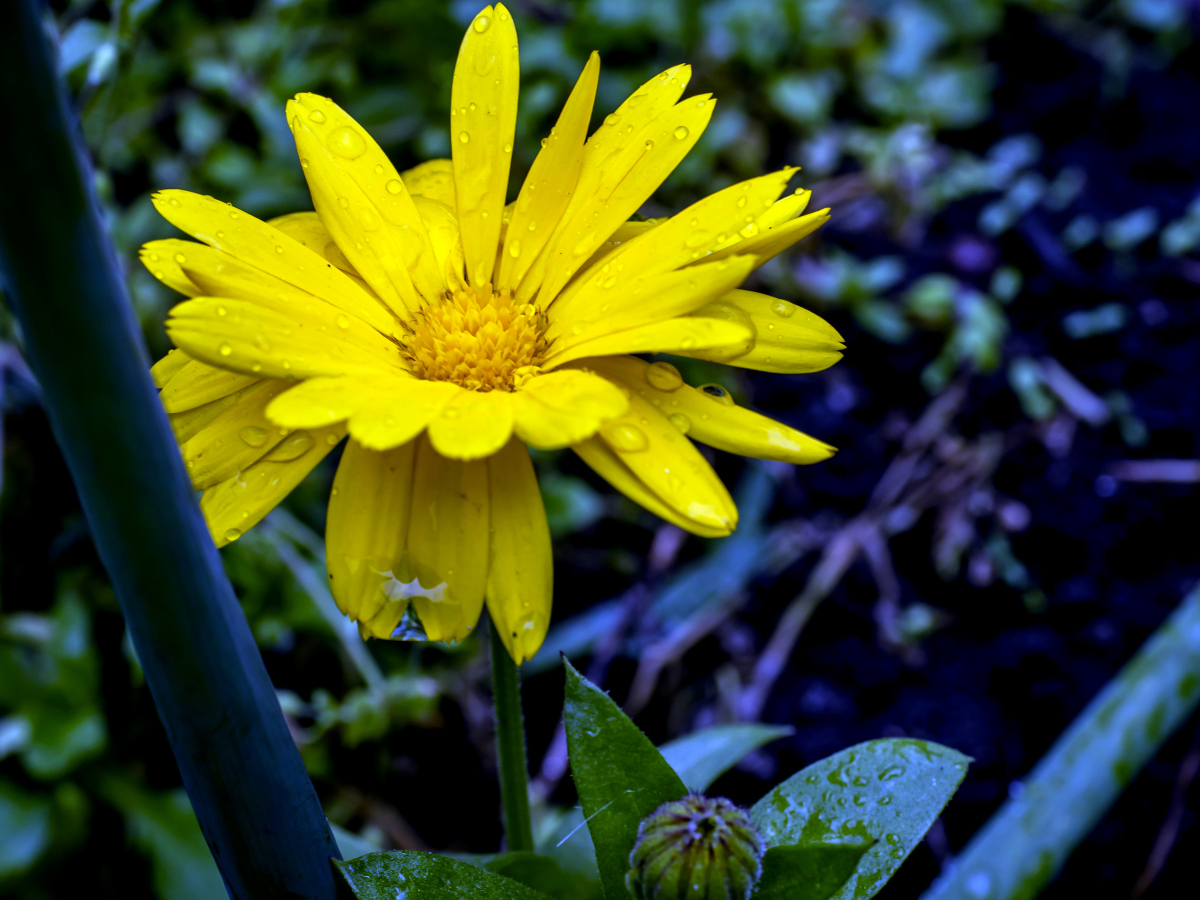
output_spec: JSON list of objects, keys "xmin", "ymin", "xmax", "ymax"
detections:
[
  {"xmin": 754, "ymin": 843, "xmax": 873, "ymax": 900},
  {"xmin": 750, "ymin": 739, "xmax": 969, "ymax": 900},
  {"xmin": 563, "ymin": 660, "xmax": 687, "ymax": 900},
  {"xmin": 332, "ymin": 850, "xmax": 549, "ymax": 900}
]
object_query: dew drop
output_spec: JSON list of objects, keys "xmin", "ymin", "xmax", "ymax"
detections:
[
  {"xmin": 373, "ymin": 164, "xmax": 384, "ymax": 175},
  {"xmin": 504, "ymin": 142, "xmax": 512, "ymax": 153},
  {"xmin": 603, "ymin": 422, "xmax": 649, "ymax": 452},
  {"xmin": 771, "ymin": 299, "xmax": 795, "ymax": 318},
  {"xmin": 327, "ymin": 126, "xmax": 366, "ymax": 159},
  {"xmin": 540, "ymin": 137, "xmax": 548, "ymax": 148},
  {"xmin": 228, "ymin": 210, "xmax": 239, "ymax": 219},
  {"xmin": 459, "ymin": 131, "xmax": 470, "ymax": 143},
  {"xmin": 239, "ymin": 426, "xmax": 269, "ymax": 447},
  {"xmin": 674, "ymin": 125, "xmax": 689, "ymax": 140},
  {"xmin": 308, "ymin": 109, "xmax": 326, "ymax": 123},
  {"xmin": 224, "ymin": 528, "xmax": 242, "ymax": 542},
  {"xmin": 509, "ymin": 240, "xmax": 522, "ymax": 258},
  {"xmin": 680, "ymin": 336, "xmax": 695, "ymax": 348},
  {"xmin": 267, "ymin": 431, "xmax": 315, "ymax": 462},
  {"xmin": 473, "ymin": 13, "xmax": 490, "ymax": 32},
  {"xmin": 668, "ymin": 413, "xmax": 691, "ymax": 434},
  {"xmin": 645, "ymin": 361, "xmax": 683, "ymax": 391},
  {"xmin": 337, "ymin": 196, "xmax": 350, "ymax": 209},
  {"xmin": 644, "ymin": 139, "xmax": 655, "ymax": 151},
  {"xmin": 699, "ymin": 383, "xmax": 734, "ymax": 405},
  {"xmin": 326, "ymin": 433, "xmax": 340, "ymax": 445},
  {"xmin": 300, "ymin": 158, "xmax": 310, "ymax": 168},
  {"xmin": 216, "ymin": 305, "xmax": 227, "ymax": 317},
  {"xmin": 174, "ymin": 253, "xmax": 186, "ymax": 264},
  {"xmin": 685, "ymin": 229, "xmax": 710, "ymax": 249},
  {"xmin": 604, "ymin": 113, "xmax": 621, "ymax": 126},
  {"xmin": 740, "ymin": 222, "xmax": 760, "ymax": 238},
  {"xmin": 219, "ymin": 342, "xmax": 233, "ymax": 357},
  {"xmin": 386, "ymin": 179, "xmax": 403, "ymax": 195},
  {"xmin": 275, "ymin": 245, "xmax": 284, "ymax": 254},
  {"xmin": 469, "ymin": 102, "xmax": 477, "ymax": 112},
  {"xmin": 336, "ymin": 314, "xmax": 351, "ymax": 329}
]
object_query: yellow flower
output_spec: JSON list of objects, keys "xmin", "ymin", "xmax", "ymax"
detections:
[{"xmin": 141, "ymin": 4, "xmax": 844, "ymax": 663}]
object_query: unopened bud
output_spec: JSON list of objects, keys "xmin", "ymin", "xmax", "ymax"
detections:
[{"xmin": 626, "ymin": 793, "xmax": 765, "ymax": 900}]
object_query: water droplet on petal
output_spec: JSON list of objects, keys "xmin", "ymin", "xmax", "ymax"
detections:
[
  {"xmin": 327, "ymin": 126, "xmax": 366, "ymax": 159},
  {"xmin": 219, "ymin": 342, "xmax": 233, "ymax": 357},
  {"xmin": 504, "ymin": 142, "xmax": 512, "ymax": 153},
  {"xmin": 225, "ymin": 527, "xmax": 242, "ymax": 542},
  {"xmin": 336, "ymin": 314, "xmax": 351, "ymax": 329},
  {"xmin": 771, "ymin": 299, "xmax": 795, "ymax": 318},
  {"xmin": 459, "ymin": 131, "xmax": 470, "ymax": 143},
  {"xmin": 174, "ymin": 253, "xmax": 186, "ymax": 264},
  {"xmin": 644, "ymin": 139, "xmax": 655, "ymax": 151},
  {"xmin": 473, "ymin": 13, "xmax": 490, "ymax": 32},
  {"xmin": 603, "ymin": 422, "xmax": 648, "ymax": 452},
  {"xmin": 216, "ymin": 305, "xmax": 227, "ymax": 316},
  {"xmin": 300, "ymin": 158, "xmax": 309, "ymax": 168},
  {"xmin": 373, "ymin": 164, "xmax": 384, "ymax": 175},
  {"xmin": 386, "ymin": 179, "xmax": 403, "ymax": 195},
  {"xmin": 308, "ymin": 109, "xmax": 326, "ymax": 123},
  {"xmin": 699, "ymin": 383, "xmax": 734, "ymax": 406},
  {"xmin": 509, "ymin": 240, "xmax": 522, "ymax": 258},
  {"xmin": 266, "ymin": 431, "xmax": 315, "ymax": 462},
  {"xmin": 668, "ymin": 413, "xmax": 691, "ymax": 433},
  {"xmin": 645, "ymin": 361, "xmax": 683, "ymax": 391},
  {"xmin": 685, "ymin": 229, "xmax": 710, "ymax": 249},
  {"xmin": 604, "ymin": 113, "xmax": 621, "ymax": 126},
  {"xmin": 674, "ymin": 125, "xmax": 689, "ymax": 140},
  {"xmin": 239, "ymin": 426, "xmax": 269, "ymax": 447},
  {"xmin": 740, "ymin": 222, "xmax": 760, "ymax": 238},
  {"xmin": 326, "ymin": 433, "xmax": 340, "ymax": 445},
  {"xmin": 337, "ymin": 196, "xmax": 349, "ymax": 209},
  {"xmin": 274, "ymin": 245, "xmax": 284, "ymax": 254}
]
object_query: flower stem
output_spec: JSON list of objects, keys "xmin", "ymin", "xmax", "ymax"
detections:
[{"xmin": 489, "ymin": 614, "xmax": 535, "ymax": 852}]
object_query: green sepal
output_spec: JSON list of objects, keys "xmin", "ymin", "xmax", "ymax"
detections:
[
  {"xmin": 333, "ymin": 850, "xmax": 553, "ymax": 900},
  {"xmin": 562, "ymin": 659, "xmax": 688, "ymax": 899},
  {"xmin": 750, "ymin": 739, "xmax": 969, "ymax": 900}
]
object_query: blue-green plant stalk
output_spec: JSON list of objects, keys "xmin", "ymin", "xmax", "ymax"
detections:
[
  {"xmin": 490, "ymin": 616, "xmax": 535, "ymax": 852},
  {"xmin": 0, "ymin": 2, "xmax": 340, "ymax": 897},
  {"xmin": 921, "ymin": 583, "xmax": 1200, "ymax": 900}
]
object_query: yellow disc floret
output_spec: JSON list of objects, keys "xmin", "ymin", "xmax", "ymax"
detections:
[{"xmin": 404, "ymin": 284, "xmax": 545, "ymax": 391}]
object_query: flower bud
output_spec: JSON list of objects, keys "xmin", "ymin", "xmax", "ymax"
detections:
[{"xmin": 626, "ymin": 793, "xmax": 765, "ymax": 900}]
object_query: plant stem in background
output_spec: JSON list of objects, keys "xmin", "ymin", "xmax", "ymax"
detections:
[
  {"xmin": 490, "ymin": 615, "xmax": 535, "ymax": 852},
  {"xmin": 920, "ymin": 582, "xmax": 1200, "ymax": 900},
  {"xmin": 0, "ymin": 2, "xmax": 340, "ymax": 897}
]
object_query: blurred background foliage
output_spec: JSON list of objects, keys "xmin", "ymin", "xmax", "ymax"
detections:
[{"xmin": 3, "ymin": 0, "xmax": 1200, "ymax": 897}]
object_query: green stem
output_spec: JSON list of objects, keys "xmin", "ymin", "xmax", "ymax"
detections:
[
  {"xmin": 0, "ymin": 2, "xmax": 338, "ymax": 896},
  {"xmin": 920, "ymin": 582, "xmax": 1200, "ymax": 900},
  {"xmin": 490, "ymin": 614, "xmax": 535, "ymax": 852}
]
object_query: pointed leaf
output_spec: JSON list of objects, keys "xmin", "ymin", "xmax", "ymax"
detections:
[
  {"xmin": 334, "ymin": 850, "xmax": 552, "ymax": 900},
  {"xmin": 563, "ymin": 659, "xmax": 687, "ymax": 900},
  {"xmin": 753, "ymin": 842, "xmax": 872, "ymax": 900},
  {"xmin": 659, "ymin": 723, "xmax": 793, "ymax": 792},
  {"xmin": 750, "ymin": 739, "xmax": 968, "ymax": 900}
]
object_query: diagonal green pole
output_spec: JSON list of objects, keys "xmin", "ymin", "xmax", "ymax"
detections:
[
  {"xmin": 921, "ymin": 583, "xmax": 1200, "ymax": 900},
  {"xmin": 0, "ymin": 3, "xmax": 340, "ymax": 898}
]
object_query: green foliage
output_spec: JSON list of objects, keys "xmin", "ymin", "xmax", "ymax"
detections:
[
  {"xmin": 751, "ymin": 740, "xmax": 970, "ymax": 900},
  {"xmin": 562, "ymin": 659, "xmax": 688, "ymax": 899},
  {"xmin": 658, "ymin": 723, "xmax": 793, "ymax": 793},
  {"xmin": 754, "ymin": 843, "xmax": 872, "ymax": 900},
  {"xmin": 335, "ymin": 850, "xmax": 552, "ymax": 900}
]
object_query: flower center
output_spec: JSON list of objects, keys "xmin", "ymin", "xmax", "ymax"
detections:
[{"xmin": 403, "ymin": 284, "xmax": 544, "ymax": 391}]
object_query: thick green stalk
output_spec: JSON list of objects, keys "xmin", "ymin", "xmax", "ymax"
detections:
[
  {"xmin": 0, "ymin": 3, "xmax": 340, "ymax": 897},
  {"xmin": 921, "ymin": 583, "xmax": 1200, "ymax": 900},
  {"xmin": 490, "ymin": 615, "xmax": 535, "ymax": 852}
]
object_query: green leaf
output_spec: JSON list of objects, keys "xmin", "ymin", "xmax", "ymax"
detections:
[
  {"xmin": 334, "ymin": 850, "xmax": 552, "ymax": 900},
  {"xmin": 750, "ymin": 739, "xmax": 969, "ymax": 900},
  {"xmin": 455, "ymin": 850, "xmax": 584, "ymax": 900},
  {"xmin": 753, "ymin": 843, "xmax": 872, "ymax": 900},
  {"xmin": 659, "ymin": 723, "xmax": 793, "ymax": 792},
  {"xmin": 563, "ymin": 659, "xmax": 687, "ymax": 900}
]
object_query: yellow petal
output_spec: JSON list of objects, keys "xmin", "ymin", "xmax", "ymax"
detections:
[
  {"xmin": 578, "ymin": 218, "xmax": 663, "ymax": 273},
  {"xmin": 681, "ymin": 289, "xmax": 845, "ymax": 373},
  {"xmin": 140, "ymin": 242, "xmax": 201, "ymax": 297},
  {"xmin": 582, "ymin": 356, "xmax": 835, "ymax": 464},
  {"xmin": 347, "ymin": 378, "xmax": 462, "ymax": 450},
  {"xmin": 582, "ymin": 64, "xmax": 693, "ymax": 172},
  {"xmin": 160, "ymin": 358, "xmax": 259, "ymax": 413},
  {"xmin": 267, "ymin": 375, "xmax": 385, "ymax": 429},
  {"xmin": 571, "ymin": 437, "xmax": 730, "ymax": 538},
  {"xmin": 587, "ymin": 387, "xmax": 737, "ymax": 534},
  {"xmin": 167, "ymin": 378, "xmax": 273, "ymax": 443},
  {"xmin": 511, "ymin": 368, "xmax": 628, "ymax": 449},
  {"xmin": 412, "ymin": 195, "xmax": 466, "ymax": 289},
  {"xmin": 166, "ymin": 296, "xmax": 404, "ymax": 382},
  {"xmin": 497, "ymin": 52, "xmax": 599, "ymax": 292},
  {"xmin": 172, "ymin": 241, "xmax": 405, "ymax": 372},
  {"xmin": 534, "ymin": 94, "xmax": 715, "ymax": 305},
  {"xmin": 552, "ymin": 171, "xmax": 795, "ymax": 316},
  {"xmin": 426, "ymin": 388, "xmax": 514, "ymax": 460},
  {"xmin": 288, "ymin": 94, "xmax": 445, "ymax": 311},
  {"xmin": 181, "ymin": 380, "xmax": 294, "ymax": 489},
  {"xmin": 202, "ymin": 423, "xmax": 346, "ymax": 547},
  {"xmin": 326, "ymin": 438, "xmax": 417, "ymax": 638},
  {"xmin": 402, "ymin": 159, "xmax": 456, "ymax": 207},
  {"xmin": 150, "ymin": 190, "xmax": 396, "ymax": 336},
  {"xmin": 267, "ymin": 211, "xmax": 358, "ymax": 275},
  {"xmin": 406, "ymin": 435, "xmax": 490, "ymax": 643},
  {"xmin": 452, "ymin": 4, "xmax": 519, "ymax": 287},
  {"xmin": 546, "ymin": 255, "xmax": 757, "ymax": 347},
  {"xmin": 486, "ymin": 438, "xmax": 552, "ymax": 664},
  {"xmin": 543, "ymin": 315, "xmax": 753, "ymax": 370},
  {"xmin": 151, "ymin": 348, "xmax": 192, "ymax": 387},
  {"xmin": 701, "ymin": 209, "xmax": 829, "ymax": 268}
]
